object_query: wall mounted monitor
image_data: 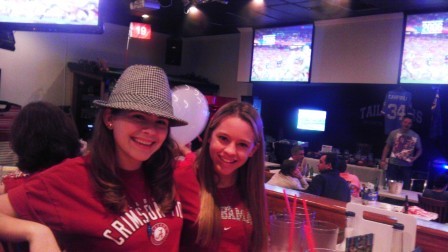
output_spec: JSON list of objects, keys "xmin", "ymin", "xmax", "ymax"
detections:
[
  {"xmin": 296, "ymin": 109, "xmax": 326, "ymax": 132},
  {"xmin": 0, "ymin": 0, "xmax": 104, "ymax": 34},
  {"xmin": 399, "ymin": 11, "xmax": 448, "ymax": 84},
  {"xmin": 250, "ymin": 24, "xmax": 314, "ymax": 82}
]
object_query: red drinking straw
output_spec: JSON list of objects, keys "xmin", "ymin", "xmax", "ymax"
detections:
[
  {"xmin": 283, "ymin": 189, "xmax": 292, "ymax": 216},
  {"xmin": 288, "ymin": 195, "xmax": 298, "ymax": 252},
  {"xmin": 302, "ymin": 199, "xmax": 316, "ymax": 252}
]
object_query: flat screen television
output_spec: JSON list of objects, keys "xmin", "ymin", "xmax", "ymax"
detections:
[
  {"xmin": 296, "ymin": 109, "xmax": 326, "ymax": 132},
  {"xmin": 250, "ymin": 24, "xmax": 314, "ymax": 82},
  {"xmin": 399, "ymin": 11, "xmax": 448, "ymax": 84},
  {"xmin": 0, "ymin": 0, "xmax": 104, "ymax": 34}
]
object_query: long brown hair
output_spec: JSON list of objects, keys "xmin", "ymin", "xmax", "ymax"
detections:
[
  {"xmin": 195, "ymin": 101, "xmax": 268, "ymax": 251},
  {"xmin": 88, "ymin": 109, "xmax": 177, "ymax": 214}
]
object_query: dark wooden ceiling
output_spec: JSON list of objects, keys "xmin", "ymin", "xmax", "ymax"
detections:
[{"xmin": 103, "ymin": 0, "xmax": 448, "ymax": 37}]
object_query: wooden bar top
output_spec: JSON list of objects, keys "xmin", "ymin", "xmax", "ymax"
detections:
[{"xmin": 265, "ymin": 184, "xmax": 448, "ymax": 252}]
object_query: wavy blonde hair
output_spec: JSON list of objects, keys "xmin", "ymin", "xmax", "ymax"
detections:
[{"xmin": 195, "ymin": 101, "xmax": 268, "ymax": 251}]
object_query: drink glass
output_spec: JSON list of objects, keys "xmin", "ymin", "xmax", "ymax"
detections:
[
  {"xmin": 284, "ymin": 206, "xmax": 316, "ymax": 222},
  {"xmin": 299, "ymin": 220, "xmax": 339, "ymax": 250},
  {"xmin": 269, "ymin": 213, "xmax": 302, "ymax": 252}
]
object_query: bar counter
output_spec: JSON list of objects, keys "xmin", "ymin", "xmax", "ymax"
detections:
[{"xmin": 265, "ymin": 184, "xmax": 448, "ymax": 252}]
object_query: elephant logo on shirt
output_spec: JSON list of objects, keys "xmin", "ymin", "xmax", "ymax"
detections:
[{"xmin": 150, "ymin": 222, "xmax": 169, "ymax": 246}]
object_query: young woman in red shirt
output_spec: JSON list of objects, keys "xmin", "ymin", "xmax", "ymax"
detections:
[
  {"xmin": 175, "ymin": 101, "xmax": 269, "ymax": 251},
  {"xmin": 0, "ymin": 65, "xmax": 187, "ymax": 251}
]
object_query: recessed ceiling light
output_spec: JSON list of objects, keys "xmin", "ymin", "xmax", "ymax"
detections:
[{"xmin": 142, "ymin": 14, "xmax": 150, "ymax": 19}]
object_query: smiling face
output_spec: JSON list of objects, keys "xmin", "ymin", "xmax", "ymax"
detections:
[
  {"xmin": 104, "ymin": 109, "xmax": 169, "ymax": 171},
  {"xmin": 208, "ymin": 116, "xmax": 258, "ymax": 187}
]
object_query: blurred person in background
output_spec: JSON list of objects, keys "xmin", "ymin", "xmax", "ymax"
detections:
[
  {"xmin": 306, "ymin": 153, "xmax": 351, "ymax": 202},
  {"xmin": 0, "ymin": 101, "xmax": 81, "ymax": 194},
  {"xmin": 267, "ymin": 159, "xmax": 309, "ymax": 191},
  {"xmin": 337, "ymin": 157, "xmax": 360, "ymax": 197}
]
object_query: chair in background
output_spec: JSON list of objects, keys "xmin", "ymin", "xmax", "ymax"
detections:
[
  {"xmin": 410, "ymin": 171, "xmax": 429, "ymax": 192},
  {"xmin": 418, "ymin": 194, "xmax": 448, "ymax": 223}
]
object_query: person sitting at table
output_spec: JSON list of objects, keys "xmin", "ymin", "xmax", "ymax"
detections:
[
  {"xmin": 422, "ymin": 174, "xmax": 448, "ymax": 201},
  {"xmin": 0, "ymin": 101, "xmax": 82, "ymax": 194},
  {"xmin": 337, "ymin": 157, "xmax": 361, "ymax": 197},
  {"xmin": 267, "ymin": 159, "xmax": 309, "ymax": 190},
  {"xmin": 288, "ymin": 145, "xmax": 309, "ymax": 176},
  {"xmin": 305, "ymin": 153, "xmax": 351, "ymax": 202}
]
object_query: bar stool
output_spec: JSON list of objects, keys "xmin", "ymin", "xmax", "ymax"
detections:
[{"xmin": 410, "ymin": 171, "xmax": 428, "ymax": 192}]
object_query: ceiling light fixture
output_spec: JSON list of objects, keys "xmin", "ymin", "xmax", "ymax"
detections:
[
  {"xmin": 182, "ymin": 0, "xmax": 229, "ymax": 14},
  {"xmin": 183, "ymin": 0, "xmax": 193, "ymax": 14}
]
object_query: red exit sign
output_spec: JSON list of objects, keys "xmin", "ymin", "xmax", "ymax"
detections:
[{"xmin": 129, "ymin": 22, "xmax": 152, "ymax": 40}]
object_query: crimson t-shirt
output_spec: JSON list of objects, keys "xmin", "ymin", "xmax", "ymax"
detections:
[
  {"xmin": 8, "ymin": 156, "xmax": 183, "ymax": 251},
  {"xmin": 174, "ymin": 152, "xmax": 253, "ymax": 252}
]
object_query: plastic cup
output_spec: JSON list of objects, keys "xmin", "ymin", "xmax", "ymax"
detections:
[
  {"xmin": 269, "ymin": 213, "xmax": 302, "ymax": 252},
  {"xmin": 284, "ymin": 206, "xmax": 316, "ymax": 222},
  {"xmin": 299, "ymin": 220, "xmax": 339, "ymax": 250}
]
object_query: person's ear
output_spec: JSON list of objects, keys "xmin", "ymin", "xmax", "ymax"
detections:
[
  {"xmin": 249, "ymin": 143, "xmax": 260, "ymax": 158},
  {"xmin": 103, "ymin": 109, "xmax": 114, "ymax": 129}
]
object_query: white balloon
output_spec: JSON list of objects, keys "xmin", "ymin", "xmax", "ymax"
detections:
[{"xmin": 171, "ymin": 85, "xmax": 210, "ymax": 145}]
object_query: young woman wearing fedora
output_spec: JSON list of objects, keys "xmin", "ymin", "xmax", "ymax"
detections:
[
  {"xmin": 0, "ymin": 65, "xmax": 187, "ymax": 251},
  {"xmin": 174, "ymin": 101, "xmax": 269, "ymax": 251}
]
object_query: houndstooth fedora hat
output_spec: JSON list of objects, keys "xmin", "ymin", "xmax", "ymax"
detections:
[{"xmin": 93, "ymin": 65, "xmax": 188, "ymax": 127}]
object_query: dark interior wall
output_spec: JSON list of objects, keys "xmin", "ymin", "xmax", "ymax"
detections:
[{"xmin": 253, "ymin": 83, "xmax": 447, "ymax": 170}]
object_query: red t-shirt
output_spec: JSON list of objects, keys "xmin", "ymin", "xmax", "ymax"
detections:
[
  {"xmin": 174, "ymin": 153, "xmax": 253, "ymax": 252},
  {"xmin": 8, "ymin": 156, "xmax": 183, "ymax": 251}
]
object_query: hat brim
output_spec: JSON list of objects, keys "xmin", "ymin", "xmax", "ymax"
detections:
[{"xmin": 93, "ymin": 100, "xmax": 188, "ymax": 127}]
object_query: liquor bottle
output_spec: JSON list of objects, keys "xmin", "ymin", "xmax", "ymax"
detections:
[{"xmin": 403, "ymin": 195, "xmax": 409, "ymax": 214}]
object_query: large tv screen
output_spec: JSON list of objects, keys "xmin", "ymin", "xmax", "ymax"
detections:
[
  {"xmin": 250, "ymin": 24, "xmax": 314, "ymax": 82},
  {"xmin": 0, "ymin": 0, "xmax": 104, "ymax": 34},
  {"xmin": 296, "ymin": 109, "xmax": 326, "ymax": 132},
  {"xmin": 399, "ymin": 12, "xmax": 448, "ymax": 84}
]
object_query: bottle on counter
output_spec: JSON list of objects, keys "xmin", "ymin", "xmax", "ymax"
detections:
[
  {"xmin": 403, "ymin": 195, "xmax": 409, "ymax": 214},
  {"xmin": 383, "ymin": 175, "xmax": 389, "ymax": 190},
  {"xmin": 374, "ymin": 178, "xmax": 379, "ymax": 192},
  {"xmin": 305, "ymin": 163, "xmax": 310, "ymax": 177},
  {"xmin": 391, "ymin": 223, "xmax": 404, "ymax": 252},
  {"xmin": 336, "ymin": 211, "xmax": 356, "ymax": 251}
]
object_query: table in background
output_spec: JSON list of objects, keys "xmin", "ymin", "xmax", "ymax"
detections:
[
  {"xmin": 378, "ymin": 188, "xmax": 421, "ymax": 204},
  {"xmin": 304, "ymin": 157, "xmax": 384, "ymax": 186},
  {"xmin": 265, "ymin": 161, "xmax": 280, "ymax": 169}
]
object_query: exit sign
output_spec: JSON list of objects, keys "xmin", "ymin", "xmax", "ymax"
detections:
[{"xmin": 129, "ymin": 22, "xmax": 152, "ymax": 40}]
